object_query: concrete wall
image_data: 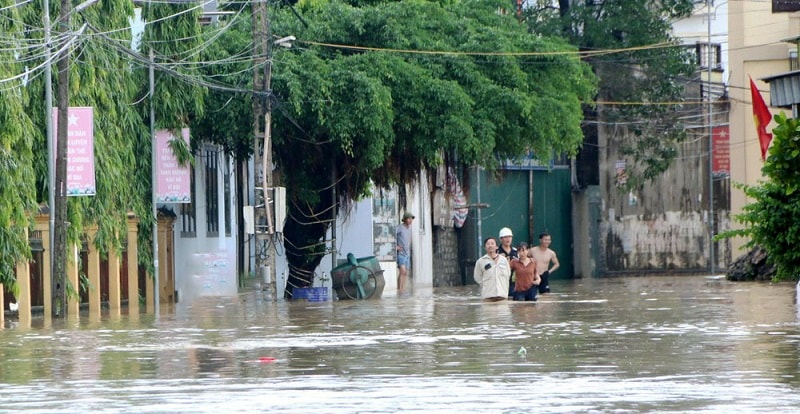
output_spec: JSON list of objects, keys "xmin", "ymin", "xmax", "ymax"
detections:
[
  {"xmin": 306, "ymin": 172, "xmax": 434, "ymax": 299},
  {"xmin": 590, "ymin": 95, "xmax": 730, "ymax": 274},
  {"xmin": 568, "ymin": 2, "xmax": 735, "ymax": 276},
  {"xmin": 432, "ymin": 226, "xmax": 461, "ymax": 287},
  {"xmin": 408, "ymin": 170, "xmax": 434, "ymax": 294},
  {"xmin": 572, "ymin": 185, "xmax": 601, "ymax": 279},
  {"xmin": 171, "ymin": 146, "xmax": 238, "ymax": 307}
]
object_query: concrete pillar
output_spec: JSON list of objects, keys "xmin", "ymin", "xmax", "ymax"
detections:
[
  {"xmin": 16, "ymin": 261, "xmax": 32, "ymax": 326},
  {"xmin": 146, "ymin": 271, "xmax": 154, "ymax": 313},
  {"xmin": 86, "ymin": 228, "xmax": 101, "ymax": 318},
  {"xmin": 127, "ymin": 215, "xmax": 140, "ymax": 314},
  {"xmin": 157, "ymin": 215, "xmax": 175, "ymax": 303},
  {"xmin": 67, "ymin": 244, "xmax": 80, "ymax": 318},
  {"xmin": 108, "ymin": 245, "xmax": 121, "ymax": 315},
  {"xmin": 16, "ymin": 230, "xmax": 32, "ymax": 327},
  {"xmin": 35, "ymin": 215, "xmax": 52, "ymax": 316}
]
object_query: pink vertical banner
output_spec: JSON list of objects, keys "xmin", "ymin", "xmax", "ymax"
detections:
[
  {"xmin": 52, "ymin": 107, "xmax": 96, "ymax": 196},
  {"xmin": 156, "ymin": 128, "xmax": 192, "ymax": 203}
]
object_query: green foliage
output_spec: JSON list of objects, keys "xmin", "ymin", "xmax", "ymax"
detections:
[
  {"xmin": 275, "ymin": 0, "xmax": 595, "ymax": 187},
  {"xmin": 718, "ymin": 113, "xmax": 800, "ymax": 281},
  {"xmin": 137, "ymin": 3, "xmax": 207, "ymax": 271},
  {"xmin": 8, "ymin": 0, "xmax": 167, "ymax": 284},
  {"xmin": 192, "ymin": 8, "xmax": 254, "ymax": 159},
  {"xmin": 526, "ymin": 0, "xmax": 696, "ymax": 188},
  {"xmin": 0, "ymin": 0, "xmax": 38, "ymax": 286},
  {"xmin": 265, "ymin": 0, "xmax": 596, "ymax": 283},
  {"xmin": 141, "ymin": 3, "xmax": 207, "ymax": 128},
  {"xmin": 65, "ymin": 0, "xmax": 149, "ymax": 257},
  {"xmin": 167, "ymin": 134, "xmax": 195, "ymax": 167},
  {"xmin": 761, "ymin": 112, "xmax": 800, "ymax": 196}
]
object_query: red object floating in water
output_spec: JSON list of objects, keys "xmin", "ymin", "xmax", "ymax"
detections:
[{"xmin": 258, "ymin": 357, "xmax": 277, "ymax": 363}]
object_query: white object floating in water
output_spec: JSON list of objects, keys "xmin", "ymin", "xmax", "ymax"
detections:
[
  {"xmin": 9, "ymin": 302, "xmax": 19, "ymax": 312},
  {"xmin": 518, "ymin": 346, "xmax": 527, "ymax": 355}
]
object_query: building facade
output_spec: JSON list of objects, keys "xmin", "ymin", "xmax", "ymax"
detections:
[{"xmin": 728, "ymin": 0, "xmax": 798, "ymax": 255}]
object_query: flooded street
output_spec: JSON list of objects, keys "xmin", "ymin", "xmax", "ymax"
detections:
[{"xmin": 1, "ymin": 275, "xmax": 799, "ymax": 413}]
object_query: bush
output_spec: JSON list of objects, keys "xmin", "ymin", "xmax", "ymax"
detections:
[{"xmin": 718, "ymin": 113, "xmax": 800, "ymax": 281}]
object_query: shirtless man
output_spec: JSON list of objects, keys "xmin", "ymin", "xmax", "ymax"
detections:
[{"xmin": 531, "ymin": 232, "xmax": 559, "ymax": 294}]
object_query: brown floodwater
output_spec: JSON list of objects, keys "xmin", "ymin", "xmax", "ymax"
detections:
[{"xmin": 1, "ymin": 275, "xmax": 799, "ymax": 413}]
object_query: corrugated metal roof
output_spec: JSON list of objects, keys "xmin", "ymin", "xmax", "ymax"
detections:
[{"xmin": 761, "ymin": 70, "xmax": 800, "ymax": 108}]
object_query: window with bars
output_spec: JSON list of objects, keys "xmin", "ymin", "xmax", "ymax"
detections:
[
  {"xmin": 205, "ymin": 148, "xmax": 219, "ymax": 237},
  {"xmin": 696, "ymin": 42, "xmax": 721, "ymax": 70},
  {"xmin": 180, "ymin": 166, "xmax": 196, "ymax": 238},
  {"xmin": 774, "ymin": 0, "xmax": 800, "ymax": 12}
]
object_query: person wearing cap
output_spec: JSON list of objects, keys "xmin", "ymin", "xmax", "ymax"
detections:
[
  {"xmin": 497, "ymin": 227, "xmax": 518, "ymax": 297},
  {"xmin": 474, "ymin": 237, "xmax": 511, "ymax": 302},
  {"xmin": 396, "ymin": 212, "xmax": 415, "ymax": 295}
]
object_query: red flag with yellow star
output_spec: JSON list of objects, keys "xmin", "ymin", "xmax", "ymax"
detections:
[{"xmin": 750, "ymin": 76, "xmax": 773, "ymax": 160}]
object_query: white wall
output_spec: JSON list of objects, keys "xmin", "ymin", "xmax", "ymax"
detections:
[
  {"xmin": 170, "ymin": 146, "xmax": 238, "ymax": 308},
  {"xmin": 671, "ymin": 1, "xmax": 729, "ymax": 82},
  {"xmin": 408, "ymin": 170, "xmax": 433, "ymax": 295},
  {"xmin": 297, "ymin": 176, "xmax": 435, "ymax": 300}
]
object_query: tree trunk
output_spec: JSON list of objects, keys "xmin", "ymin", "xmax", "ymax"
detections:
[{"xmin": 282, "ymin": 188, "xmax": 334, "ymax": 298}]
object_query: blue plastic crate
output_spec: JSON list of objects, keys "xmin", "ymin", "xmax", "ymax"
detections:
[{"xmin": 293, "ymin": 287, "xmax": 329, "ymax": 302}]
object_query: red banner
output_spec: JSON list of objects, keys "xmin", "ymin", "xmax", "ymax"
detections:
[{"xmin": 712, "ymin": 125, "xmax": 730, "ymax": 175}]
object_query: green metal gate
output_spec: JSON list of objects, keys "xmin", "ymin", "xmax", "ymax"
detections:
[{"xmin": 467, "ymin": 167, "xmax": 573, "ymax": 279}]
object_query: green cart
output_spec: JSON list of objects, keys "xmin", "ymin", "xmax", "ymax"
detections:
[{"xmin": 331, "ymin": 254, "xmax": 386, "ymax": 300}]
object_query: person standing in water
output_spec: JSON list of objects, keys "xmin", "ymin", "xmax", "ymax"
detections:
[
  {"xmin": 531, "ymin": 232, "xmax": 559, "ymax": 294},
  {"xmin": 474, "ymin": 237, "xmax": 511, "ymax": 302},
  {"xmin": 510, "ymin": 242, "xmax": 540, "ymax": 301},
  {"xmin": 497, "ymin": 227, "xmax": 518, "ymax": 297},
  {"xmin": 396, "ymin": 212, "xmax": 414, "ymax": 295}
]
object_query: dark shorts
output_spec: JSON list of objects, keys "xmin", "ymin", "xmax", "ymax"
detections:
[{"xmin": 538, "ymin": 271, "xmax": 551, "ymax": 294}]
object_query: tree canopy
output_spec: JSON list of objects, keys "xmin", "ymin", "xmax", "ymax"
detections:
[
  {"xmin": 2, "ymin": 0, "xmax": 597, "ymax": 297},
  {"xmin": 0, "ymin": 0, "xmax": 37, "ymax": 288},
  {"xmin": 0, "ymin": 0, "xmax": 206, "ymax": 291},
  {"xmin": 526, "ymin": 0, "xmax": 697, "ymax": 188},
  {"xmin": 262, "ymin": 0, "xmax": 596, "ymax": 292}
]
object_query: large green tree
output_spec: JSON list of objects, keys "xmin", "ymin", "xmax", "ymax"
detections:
[
  {"xmin": 526, "ymin": 0, "xmax": 696, "ymax": 187},
  {"xmin": 192, "ymin": 8, "xmax": 254, "ymax": 160},
  {"xmin": 2, "ymin": 0, "xmax": 177, "ymax": 305},
  {"xmin": 21, "ymin": 0, "xmax": 151, "ymax": 310},
  {"xmin": 265, "ymin": 0, "xmax": 596, "ymax": 295},
  {"xmin": 135, "ymin": 2, "xmax": 207, "ymax": 271},
  {"xmin": 0, "ymin": 0, "xmax": 38, "ymax": 289},
  {"xmin": 57, "ymin": 0, "xmax": 151, "ymax": 256}
]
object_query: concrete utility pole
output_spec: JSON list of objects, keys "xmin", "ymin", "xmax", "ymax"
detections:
[
  {"xmin": 44, "ymin": 0, "xmax": 55, "ymax": 317},
  {"xmin": 253, "ymin": 1, "xmax": 276, "ymax": 299},
  {"xmin": 50, "ymin": 0, "xmax": 99, "ymax": 317},
  {"xmin": 150, "ymin": 48, "xmax": 160, "ymax": 314},
  {"xmin": 51, "ymin": 0, "xmax": 72, "ymax": 317}
]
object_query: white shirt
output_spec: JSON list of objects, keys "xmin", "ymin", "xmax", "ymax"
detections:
[{"xmin": 473, "ymin": 254, "xmax": 511, "ymax": 299}]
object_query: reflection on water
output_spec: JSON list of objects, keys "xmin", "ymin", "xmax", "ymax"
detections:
[{"xmin": 1, "ymin": 276, "xmax": 799, "ymax": 413}]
